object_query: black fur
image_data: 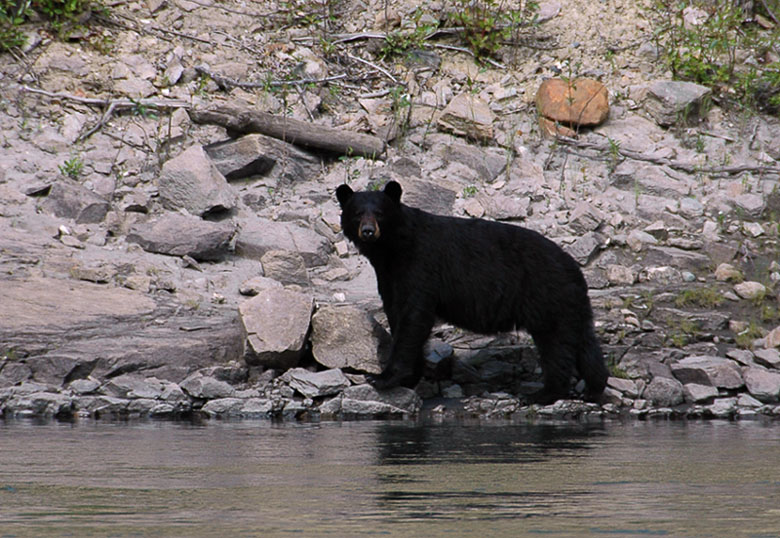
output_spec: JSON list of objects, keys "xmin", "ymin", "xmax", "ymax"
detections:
[{"xmin": 336, "ymin": 181, "xmax": 608, "ymax": 404}]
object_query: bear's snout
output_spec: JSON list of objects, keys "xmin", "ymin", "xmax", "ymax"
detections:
[{"xmin": 358, "ymin": 216, "xmax": 380, "ymax": 241}]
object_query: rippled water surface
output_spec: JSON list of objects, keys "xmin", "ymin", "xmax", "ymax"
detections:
[{"xmin": 1, "ymin": 418, "xmax": 778, "ymax": 537}]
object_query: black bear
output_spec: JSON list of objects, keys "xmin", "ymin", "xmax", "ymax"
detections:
[{"xmin": 336, "ymin": 181, "xmax": 608, "ymax": 404}]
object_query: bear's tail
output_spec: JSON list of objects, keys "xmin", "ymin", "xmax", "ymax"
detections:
[{"xmin": 578, "ymin": 324, "xmax": 609, "ymax": 401}]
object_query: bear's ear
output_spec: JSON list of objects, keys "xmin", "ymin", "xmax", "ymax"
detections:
[
  {"xmin": 336, "ymin": 184, "xmax": 354, "ymax": 207},
  {"xmin": 384, "ymin": 181, "xmax": 402, "ymax": 204}
]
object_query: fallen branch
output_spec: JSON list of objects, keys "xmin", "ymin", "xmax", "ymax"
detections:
[
  {"xmin": 344, "ymin": 53, "xmax": 398, "ymax": 84},
  {"xmin": 19, "ymin": 85, "xmax": 190, "ymax": 142},
  {"xmin": 189, "ymin": 105, "xmax": 386, "ymax": 159},
  {"xmin": 19, "ymin": 85, "xmax": 190, "ymax": 110},
  {"xmin": 556, "ymin": 135, "xmax": 780, "ymax": 177},
  {"xmin": 194, "ymin": 65, "xmax": 348, "ymax": 91}
]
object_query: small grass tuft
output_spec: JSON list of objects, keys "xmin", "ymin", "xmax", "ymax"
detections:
[
  {"xmin": 674, "ymin": 286, "xmax": 725, "ymax": 308},
  {"xmin": 59, "ymin": 155, "xmax": 83, "ymax": 179}
]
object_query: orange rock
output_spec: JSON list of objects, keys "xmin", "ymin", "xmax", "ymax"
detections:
[{"xmin": 536, "ymin": 78, "xmax": 609, "ymax": 127}]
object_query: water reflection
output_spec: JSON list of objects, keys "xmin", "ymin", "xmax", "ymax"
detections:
[
  {"xmin": 374, "ymin": 422, "xmax": 603, "ymax": 465},
  {"xmin": 0, "ymin": 419, "xmax": 778, "ymax": 537}
]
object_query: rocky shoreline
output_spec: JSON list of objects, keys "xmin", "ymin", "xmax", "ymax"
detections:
[{"xmin": 2, "ymin": 0, "xmax": 780, "ymax": 422}]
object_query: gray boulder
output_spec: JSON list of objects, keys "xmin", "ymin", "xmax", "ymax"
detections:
[
  {"xmin": 236, "ymin": 217, "xmax": 331, "ymax": 267},
  {"xmin": 670, "ymin": 356, "xmax": 743, "ymax": 389},
  {"xmin": 399, "ymin": 177, "xmax": 458, "ymax": 217},
  {"xmin": 260, "ymin": 249, "xmax": 310, "ymax": 286},
  {"xmin": 644, "ymin": 80, "xmax": 712, "ymax": 126},
  {"xmin": 127, "ymin": 212, "xmax": 236, "ymax": 261},
  {"xmin": 743, "ymin": 366, "xmax": 780, "ymax": 402},
  {"xmin": 1, "ymin": 390, "xmax": 73, "ymax": 418},
  {"xmin": 611, "ymin": 162, "xmax": 693, "ymax": 198},
  {"xmin": 436, "ymin": 142, "xmax": 506, "ymax": 182},
  {"xmin": 158, "ymin": 144, "xmax": 238, "ymax": 216},
  {"xmin": 643, "ymin": 376, "xmax": 684, "ymax": 407},
  {"xmin": 204, "ymin": 133, "xmax": 322, "ymax": 182},
  {"xmin": 100, "ymin": 374, "xmax": 166, "ymax": 399},
  {"xmin": 180, "ymin": 373, "xmax": 235, "ymax": 399},
  {"xmin": 682, "ymin": 383, "xmax": 718, "ymax": 403},
  {"xmin": 339, "ymin": 384, "xmax": 422, "ymax": 417},
  {"xmin": 705, "ymin": 397, "xmax": 738, "ymax": 418},
  {"xmin": 200, "ymin": 397, "xmax": 245, "ymax": 417},
  {"xmin": 285, "ymin": 367, "xmax": 350, "ymax": 399},
  {"xmin": 564, "ymin": 232, "xmax": 602, "ymax": 265},
  {"xmin": 239, "ymin": 288, "xmax": 314, "ymax": 370},
  {"xmin": 0, "ymin": 277, "xmax": 246, "ymax": 386},
  {"xmin": 38, "ymin": 181, "xmax": 110, "ymax": 223},
  {"xmin": 311, "ymin": 304, "xmax": 390, "ymax": 374},
  {"xmin": 754, "ymin": 348, "xmax": 780, "ymax": 369}
]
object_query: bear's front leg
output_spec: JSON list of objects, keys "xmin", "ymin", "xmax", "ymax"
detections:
[{"xmin": 369, "ymin": 304, "xmax": 435, "ymax": 390}]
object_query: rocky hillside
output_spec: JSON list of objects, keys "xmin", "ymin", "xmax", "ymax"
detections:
[{"xmin": 1, "ymin": 0, "xmax": 780, "ymax": 421}]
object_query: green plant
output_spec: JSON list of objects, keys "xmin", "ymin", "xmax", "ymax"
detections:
[
  {"xmin": 391, "ymin": 84, "xmax": 411, "ymax": 126},
  {"xmin": 33, "ymin": 0, "xmax": 91, "ymax": 20},
  {"xmin": 608, "ymin": 357, "xmax": 629, "ymax": 379},
  {"xmin": 650, "ymin": 0, "xmax": 780, "ymax": 114},
  {"xmin": 130, "ymin": 98, "xmax": 158, "ymax": 120},
  {"xmin": 674, "ymin": 286, "xmax": 725, "ymax": 308},
  {"xmin": 2, "ymin": 0, "xmax": 102, "ymax": 49},
  {"xmin": 666, "ymin": 318, "xmax": 699, "ymax": 348},
  {"xmin": 463, "ymin": 185, "xmax": 478, "ymax": 198},
  {"xmin": 194, "ymin": 73, "xmax": 211, "ymax": 96},
  {"xmin": 606, "ymin": 137, "xmax": 622, "ymax": 172},
  {"xmin": 761, "ymin": 304, "xmax": 780, "ymax": 322},
  {"xmin": 59, "ymin": 155, "xmax": 83, "ymax": 179},
  {"xmin": 750, "ymin": 287, "xmax": 768, "ymax": 306},
  {"xmin": 735, "ymin": 320, "xmax": 764, "ymax": 349},
  {"xmin": 379, "ymin": 7, "xmax": 439, "ymax": 60},
  {"xmin": 0, "ymin": 0, "xmax": 30, "ymax": 50},
  {"xmin": 338, "ymin": 155, "xmax": 361, "ymax": 184},
  {"xmin": 448, "ymin": 0, "xmax": 538, "ymax": 61}
]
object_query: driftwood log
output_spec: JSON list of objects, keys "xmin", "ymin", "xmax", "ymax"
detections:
[{"xmin": 189, "ymin": 105, "xmax": 386, "ymax": 159}]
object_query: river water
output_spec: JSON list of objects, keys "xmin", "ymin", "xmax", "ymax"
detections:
[{"xmin": 0, "ymin": 418, "xmax": 778, "ymax": 537}]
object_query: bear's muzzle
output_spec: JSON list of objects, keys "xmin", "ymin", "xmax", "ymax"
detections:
[{"xmin": 358, "ymin": 216, "xmax": 380, "ymax": 241}]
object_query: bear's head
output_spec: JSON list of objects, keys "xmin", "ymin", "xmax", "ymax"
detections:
[{"xmin": 336, "ymin": 181, "xmax": 402, "ymax": 245}]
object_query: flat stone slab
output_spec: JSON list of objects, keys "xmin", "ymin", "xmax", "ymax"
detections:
[{"xmin": 0, "ymin": 277, "xmax": 156, "ymax": 333}]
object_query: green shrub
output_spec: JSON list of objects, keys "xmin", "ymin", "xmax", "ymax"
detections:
[
  {"xmin": 449, "ymin": 0, "xmax": 538, "ymax": 61},
  {"xmin": 1, "ymin": 0, "xmax": 97, "ymax": 50},
  {"xmin": 674, "ymin": 286, "xmax": 725, "ymax": 308},
  {"xmin": 0, "ymin": 0, "xmax": 30, "ymax": 50},
  {"xmin": 650, "ymin": 0, "xmax": 780, "ymax": 114}
]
